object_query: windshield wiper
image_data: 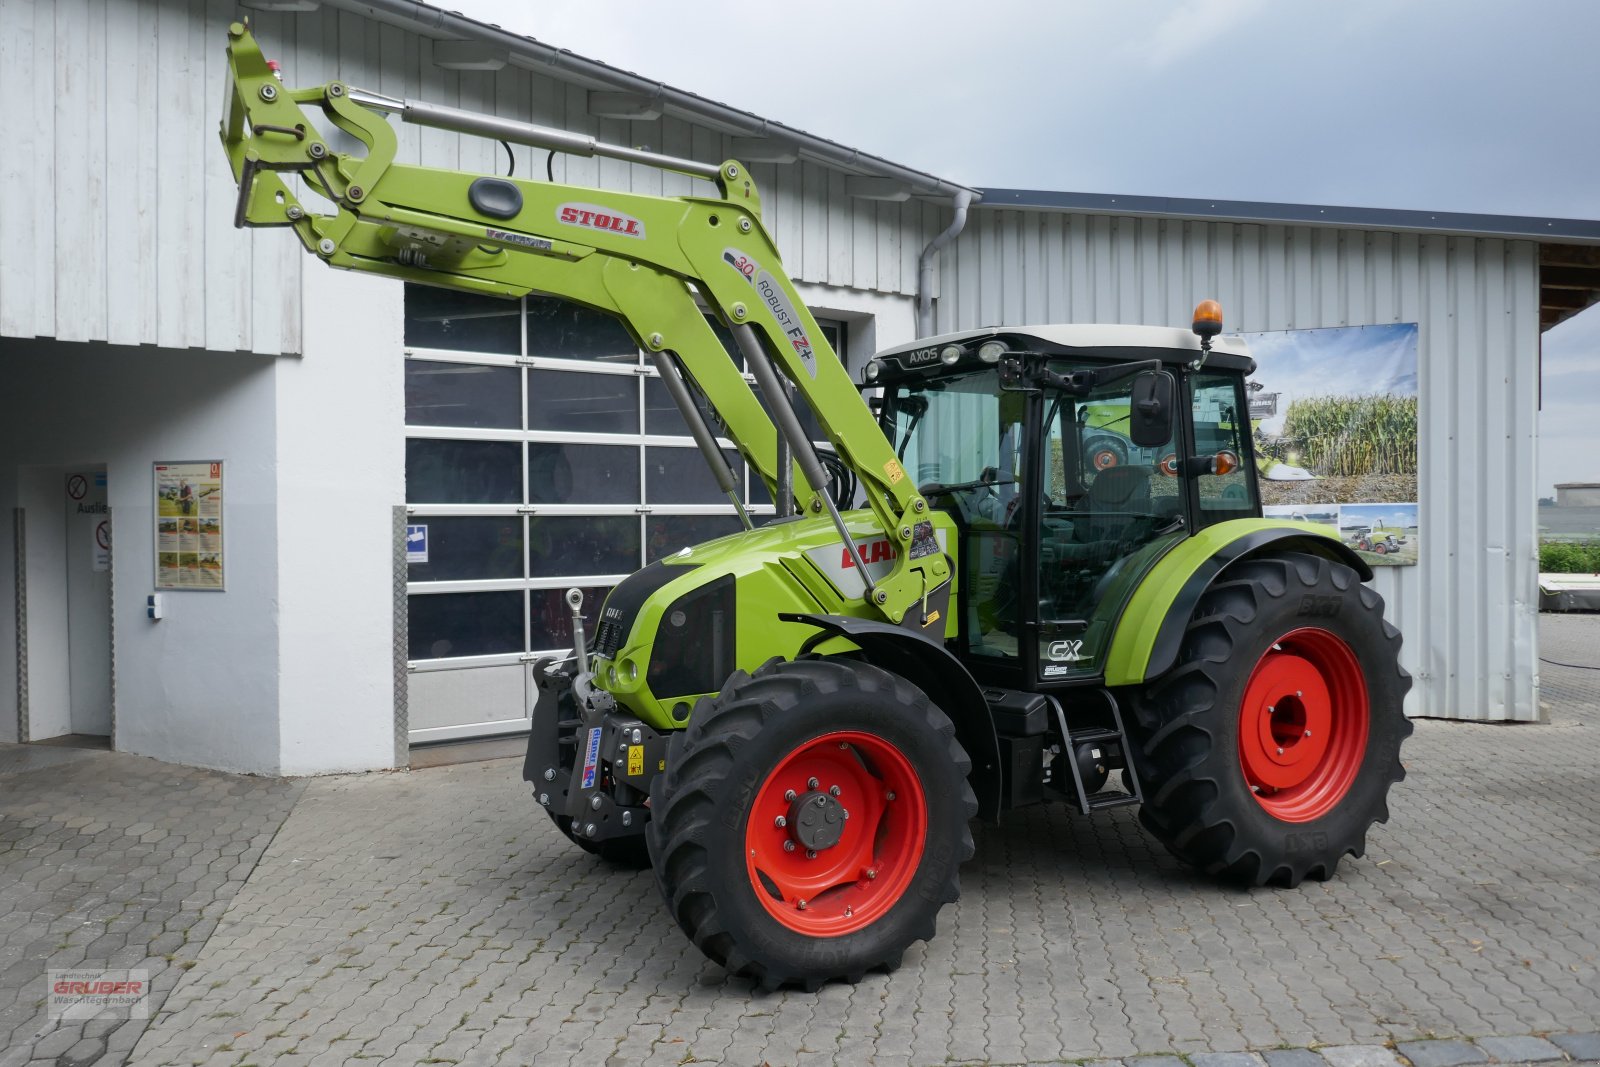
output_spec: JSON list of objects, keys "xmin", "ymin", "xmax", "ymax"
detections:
[{"xmin": 1037, "ymin": 358, "xmax": 1163, "ymax": 396}]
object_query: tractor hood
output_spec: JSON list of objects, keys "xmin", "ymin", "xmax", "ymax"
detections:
[{"xmin": 588, "ymin": 510, "xmax": 957, "ymax": 730}]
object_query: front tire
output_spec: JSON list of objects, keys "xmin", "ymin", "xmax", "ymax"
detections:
[
  {"xmin": 647, "ymin": 658, "xmax": 976, "ymax": 990},
  {"xmin": 1126, "ymin": 552, "xmax": 1411, "ymax": 886}
]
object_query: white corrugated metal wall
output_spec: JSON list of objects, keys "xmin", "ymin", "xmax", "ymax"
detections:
[
  {"xmin": 935, "ymin": 211, "xmax": 1542, "ymax": 721},
  {"xmin": 0, "ymin": 0, "xmax": 944, "ymax": 355}
]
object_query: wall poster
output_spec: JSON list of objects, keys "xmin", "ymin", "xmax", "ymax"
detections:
[
  {"xmin": 154, "ymin": 461, "xmax": 225, "ymax": 590},
  {"xmin": 1245, "ymin": 324, "xmax": 1419, "ymax": 566}
]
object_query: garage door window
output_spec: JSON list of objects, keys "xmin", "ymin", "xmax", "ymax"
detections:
[{"xmin": 404, "ymin": 288, "xmax": 845, "ymax": 669}]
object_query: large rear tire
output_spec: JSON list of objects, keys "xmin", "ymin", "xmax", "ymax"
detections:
[
  {"xmin": 1126, "ymin": 552, "xmax": 1411, "ymax": 886},
  {"xmin": 647, "ymin": 658, "xmax": 976, "ymax": 990}
]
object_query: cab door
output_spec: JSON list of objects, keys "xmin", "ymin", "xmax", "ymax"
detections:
[{"xmin": 1032, "ymin": 372, "xmax": 1182, "ymax": 681}]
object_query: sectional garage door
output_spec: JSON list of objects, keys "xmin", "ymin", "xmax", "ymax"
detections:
[{"xmin": 402, "ymin": 285, "xmax": 841, "ymax": 743}]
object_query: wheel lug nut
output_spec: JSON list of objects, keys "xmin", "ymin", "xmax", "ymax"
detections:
[
  {"xmin": 1267, "ymin": 705, "xmax": 1276, "ymax": 714},
  {"xmin": 784, "ymin": 789, "xmax": 796, "ymax": 802},
  {"xmin": 842, "ymin": 809, "xmax": 849, "ymax": 820},
  {"xmin": 886, "ymin": 791, "xmax": 896, "ymax": 801},
  {"xmin": 1304, "ymin": 730, "xmax": 1312, "ymax": 738},
  {"xmin": 829, "ymin": 785, "xmax": 842, "ymax": 797},
  {"xmin": 1296, "ymin": 690, "xmax": 1303, "ymax": 697},
  {"xmin": 866, "ymin": 867, "xmax": 878, "ymax": 880},
  {"xmin": 783, "ymin": 841, "xmax": 796, "ymax": 852},
  {"xmin": 774, "ymin": 815, "xmax": 787, "ymax": 828},
  {"xmin": 806, "ymin": 849, "xmax": 817, "ymax": 859},
  {"xmin": 807, "ymin": 777, "xmax": 819, "ymax": 790},
  {"xmin": 797, "ymin": 899, "xmax": 807, "ymax": 910},
  {"xmin": 1276, "ymin": 747, "xmax": 1284, "ymax": 755},
  {"xmin": 844, "ymin": 906, "xmax": 853, "ymax": 918}
]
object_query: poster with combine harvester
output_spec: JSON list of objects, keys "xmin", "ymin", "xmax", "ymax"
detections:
[{"xmin": 1246, "ymin": 324, "xmax": 1418, "ymax": 567}]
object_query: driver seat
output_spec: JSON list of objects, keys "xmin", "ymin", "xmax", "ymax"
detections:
[{"xmin": 1077, "ymin": 465, "xmax": 1152, "ymax": 543}]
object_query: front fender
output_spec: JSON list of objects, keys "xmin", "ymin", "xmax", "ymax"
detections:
[
  {"xmin": 781, "ymin": 612, "xmax": 1004, "ymax": 823},
  {"xmin": 1103, "ymin": 519, "xmax": 1372, "ymax": 686}
]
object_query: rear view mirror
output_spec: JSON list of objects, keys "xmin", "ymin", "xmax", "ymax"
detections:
[{"xmin": 1129, "ymin": 370, "xmax": 1175, "ymax": 447}]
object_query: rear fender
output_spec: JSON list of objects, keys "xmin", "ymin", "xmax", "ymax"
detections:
[
  {"xmin": 1104, "ymin": 520, "xmax": 1373, "ymax": 686},
  {"xmin": 781, "ymin": 612, "xmax": 1004, "ymax": 823}
]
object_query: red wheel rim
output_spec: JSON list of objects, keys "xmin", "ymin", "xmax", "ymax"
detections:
[
  {"xmin": 1237, "ymin": 627, "xmax": 1368, "ymax": 823},
  {"xmin": 744, "ymin": 731, "xmax": 926, "ymax": 936}
]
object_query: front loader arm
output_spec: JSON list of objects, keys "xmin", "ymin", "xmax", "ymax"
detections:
[{"xmin": 220, "ymin": 23, "xmax": 949, "ymax": 626}]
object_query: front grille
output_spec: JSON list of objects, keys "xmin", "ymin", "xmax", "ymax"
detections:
[{"xmin": 590, "ymin": 559, "xmax": 695, "ymax": 659}]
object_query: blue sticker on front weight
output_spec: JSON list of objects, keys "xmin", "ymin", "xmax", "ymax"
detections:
[{"xmin": 581, "ymin": 726, "xmax": 602, "ymax": 789}]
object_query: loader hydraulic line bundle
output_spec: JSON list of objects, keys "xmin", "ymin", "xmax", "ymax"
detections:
[{"xmin": 219, "ymin": 25, "xmax": 1412, "ymax": 990}]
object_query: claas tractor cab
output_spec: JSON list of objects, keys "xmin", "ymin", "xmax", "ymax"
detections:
[
  {"xmin": 218, "ymin": 26, "xmax": 1412, "ymax": 991},
  {"xmin": 865, "ymin": 320, "xmax": 1258, "ymax": 686}
]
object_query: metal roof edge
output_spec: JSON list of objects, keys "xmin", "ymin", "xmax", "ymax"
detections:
[
  {"xmin": 320, "ymin": 0, "xmax": 980, "ymax": 202},
  {"xmin": 977, "ymin": 188, "xmax": 1600, "ymax": 245}
]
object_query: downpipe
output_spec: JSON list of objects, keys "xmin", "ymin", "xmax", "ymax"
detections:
[{"xmin": 916, "ymin": 190, "xmax": 973, "ymax": 338}]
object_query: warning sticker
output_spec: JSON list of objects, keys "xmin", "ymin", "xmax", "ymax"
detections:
[
  {"xmin": 627, "ymin": 745, "xmax": 644, "ymax": 777},
  {"xmin": 908, "ymin": 520, "xmax": 939, "ymax": 560},
  {"xmin": 580, "ymin": 727, "xmax": 603, "ymax": 789},
  {"xmin": 884, "ymin": 460, "xmax": 906, "ymax": 485}
]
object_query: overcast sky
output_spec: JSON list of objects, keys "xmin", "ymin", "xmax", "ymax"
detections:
[{"xmin": 449, "ymin": 0, "xmax": 1597, "ymax": 495}]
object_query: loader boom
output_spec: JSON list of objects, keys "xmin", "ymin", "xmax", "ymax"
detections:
[{"xmin": 219, "ymin": 23, "xmax": 947, "ymax": 626}]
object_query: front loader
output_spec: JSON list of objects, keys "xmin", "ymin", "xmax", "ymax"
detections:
[{"xmin": 220, "ymin": 25, "xmax": 1412, "ymax": 990}]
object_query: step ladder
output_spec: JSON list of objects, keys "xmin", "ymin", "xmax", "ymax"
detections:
[{"xmin": 1047, "ymin": 691, "xmax": 1145, "ymax": 816}]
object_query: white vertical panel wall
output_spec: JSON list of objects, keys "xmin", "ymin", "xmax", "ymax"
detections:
[
  {"xmin": 0, "ymin": 0, "xmax": 937, "ymax": 356},
  {"xmin": 935, "ymin": 211, "xmax": 1542, "ymax": 721}
]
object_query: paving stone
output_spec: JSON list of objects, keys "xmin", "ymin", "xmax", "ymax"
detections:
[
  {"xmin": 1321, "ymin": 1046, "xmax": 1406, "ymax": 1067},
  {"xmin": 1472, "ymin": 1035, "xmax": 1567, "ymax": 1063},
  {"xmin": 59, "ymin": 1036, "xmax": 106, "ymax": 1065},
  {"xmin": 1550, "ymin": 1033, "xmax": 1600, "ymax": 1061},
  {"xmin": 1265, "ymin": 1052, "xmax": 1332, "ymax": 1067},
  {"xmin": 1194, "ymin": 1054, "xmax": 1267, "ymax": 1067},
  {"xmin": 1196, "ymin": 1049, "xmax": 1267, "ymax": 1067},
  {"xmin": 1129, "ymin": 1056, "xmax": 1189, "ymax": 1067},
  {"xmin": 1396, "ymin": 1040, "xmax": 1489, "ymax": 1067}
]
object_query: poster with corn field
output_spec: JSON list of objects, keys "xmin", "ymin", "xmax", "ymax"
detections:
[{"xmin": 1244, "ymin": 323, "xmax": 1418, "ymax": 566}]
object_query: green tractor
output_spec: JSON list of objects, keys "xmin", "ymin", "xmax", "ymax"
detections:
[{"xmin": 220, "ymin": 27, "xmax": 1412, "ymax": 990}]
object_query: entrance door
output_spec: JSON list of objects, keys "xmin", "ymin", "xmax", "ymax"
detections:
[{"xmin": 64, "ymin": 469, "xmax": 112, "ymax": 737}]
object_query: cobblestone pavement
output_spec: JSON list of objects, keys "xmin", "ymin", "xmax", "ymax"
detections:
[
  {"xmin": 0, "ymin": 747, "xmax": 305, "ymax": 1067},
  {"xmin": 5, "ymin": 616, "xmax": 1597, "ymax": 1067}
]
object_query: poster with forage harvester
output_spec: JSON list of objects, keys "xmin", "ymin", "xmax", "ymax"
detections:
[
  {"xmin": 154, "ymin": 462, "xmax": 225, "ymax": 590},
  {"xmin": 1247, "ymin": 324, "xmax": 1418, "ymax": 567}
]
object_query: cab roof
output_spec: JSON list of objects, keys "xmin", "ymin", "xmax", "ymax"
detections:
[{"xmin": 875, "ymin": 324, "xmax": 1252, "ymax": 361}]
